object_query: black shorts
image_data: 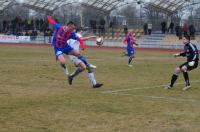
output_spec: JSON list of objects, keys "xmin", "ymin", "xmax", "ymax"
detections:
[{"xmin": 179, "ymin": 61, "xmax": 199, "ymax": 71}]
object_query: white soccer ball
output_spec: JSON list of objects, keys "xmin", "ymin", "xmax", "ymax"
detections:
[{"xmin": 96, "ymin": 37, "xmax": 103, "ymax": 46}]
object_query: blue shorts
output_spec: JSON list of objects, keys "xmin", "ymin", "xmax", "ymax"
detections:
[
  {"xmin": 127, "ymin": 48, "xmax": 135, "ymax": 56},
  {"xmin": 54, "ymin": 44, "xmax": 74, "ymax": 59}
]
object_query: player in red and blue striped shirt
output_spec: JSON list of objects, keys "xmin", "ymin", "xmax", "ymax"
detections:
[
  {"xmin": 48, "ymin": 16, "xmax": 91, "ymax": 85},
  {"xmin": 123, "ymin": 31, "xmax": 137, "ymax": 67}
]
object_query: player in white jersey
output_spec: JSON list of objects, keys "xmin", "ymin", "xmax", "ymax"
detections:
[{"xmin": 67, "ymin": 28, "xmax": 103, "ymax": 88}]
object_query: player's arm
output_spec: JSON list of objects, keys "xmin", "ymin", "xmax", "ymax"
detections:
[
  {"xmin": 174, "ymin": 52, "xmax": 186, "ymax": 57},
  {"xmin": 133, "ymin": 39, "xmax": 138, "ymax": 46},
  {"xmin": 123, "ymin": 36, "xmax": 128, "ymax": 44},
  {"xmin": 47, "ymin": 16, "xmax": 61, "ymax": 29},
  {"xmin": 82, "ymin": 36, "xmax": 96, "ymax": 41},
  {"xmin": 71, "ymin": 32, "xmax": 85, "ymax": 50}
]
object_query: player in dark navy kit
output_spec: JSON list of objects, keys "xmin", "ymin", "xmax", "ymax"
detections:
[{"xmin": 166, "ymin": 35, "xmax": 199, "ymax": 90}]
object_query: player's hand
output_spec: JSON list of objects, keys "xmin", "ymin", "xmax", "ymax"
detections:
[
  {"xmin": 81, "ymin": 48, "xmax": 85, "ymax": 51},
  {"xmin": 174, "ymin": 53, "xmax": 180, "ymax": 57}
]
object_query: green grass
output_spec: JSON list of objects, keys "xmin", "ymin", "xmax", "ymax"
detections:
[{"xmin": 0, "ymin": 45, "xmax": 200, "ymax": 132}]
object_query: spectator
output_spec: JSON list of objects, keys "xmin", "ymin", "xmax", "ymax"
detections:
[
  {"xmin": 99, "ymin": 18, "xmax": 105, "ymax": 35},
  {"xmin": 168, "ymin": 22, "xmax": 174, "ymax": 34},
  {"xmin": 143, "ymin": 23, "xmax": 148, "ymax": 35},
  {"xmin": 161, "ymin": 21, "xmax": 167, "ymax": 34},
  {"xmin": 182, "ymin": 23, "xmax": 189, "ymax": 36},
  {"xmin": 148, "ymin": 23, "xmax": 152, "ymax": 35},
  {"xmin": 124, "ymin": 25, "xmax": 128, "ymax": 36},
  {"xmin": 25, "ymin": 31, "xmax": 29, "ymax": 36},
  {"xmin": 175, "ymin": 25, "xmax": 182, "ymax": 40},
  {"xmin": 189, "ymin": 25, "xmax": 196, "ymax": 39}
]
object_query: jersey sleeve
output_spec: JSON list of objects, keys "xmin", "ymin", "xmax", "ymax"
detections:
[
  {"xmin": 54, "ymin": 23, "xmax": 61, "ymax": 29},
  {"xmin": 70, "ymin": 32, "xmax": 85, "ymax": 49},
  {"xmin": 123, "ymin": 36, "xmax": 128, "ymax": 44},
  {"xmin": 70, "ymin": 32, "xmax": 79, "ymax": 40},
  {"xmin": 180, "ymin": 46, "xmax": 189, "ymax": 56}
]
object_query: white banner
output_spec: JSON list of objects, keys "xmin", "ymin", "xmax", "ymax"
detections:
[{"xmin": 0, "ymin": 35, "xmax": 30, "ymax": 43}]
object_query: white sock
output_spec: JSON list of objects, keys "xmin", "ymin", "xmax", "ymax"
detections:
[
  {"xmin": 88, "ymin": 72, "xmax": 97, "ymax": 86},
  {"xmin": 64, "ymin": 67, "xmax": 69, "ymax": 75}
]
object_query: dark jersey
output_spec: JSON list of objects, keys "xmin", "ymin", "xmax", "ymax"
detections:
[{"xmin": 179, "ymin": 43, "xmax": 199, "ymax": 62}]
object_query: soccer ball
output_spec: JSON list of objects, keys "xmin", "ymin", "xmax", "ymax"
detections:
[{"xmin": 96, "ymin": 37, "xmax": 103, "ymax": 46}]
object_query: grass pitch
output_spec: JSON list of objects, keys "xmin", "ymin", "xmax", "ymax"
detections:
[{"xmin": 0, "ymin": 45, "xmax": 200, "ymax": 132}]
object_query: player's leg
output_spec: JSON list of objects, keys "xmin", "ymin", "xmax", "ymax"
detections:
[
  {"xmin": 128, "ymin": 55, "xmax": 134, "ymax": 65},
  {"xmin": 68, "ymin": 50, "xmax": 90, "ymax": 68},
  {"xmin": 127, "ymin": 48, "xmax": 134, "ymax": 67},
  {"xmin": 68, "ymin": 61, "xmax": 86, "ymax": 85},
  {"xmin": 86, "ymin": 65, "xmax": 103, "ymax": 88},
  {"xmin": 180, "ymin": 65, "xmax": 191, "ymax": 90},
  {"xmin": 70, "ymin": 56, "xmax": 102, "ymax": 88},
  {"xmin": 166, "ymin": 67, "xmax": 182, "ymax": 89},
  {"xmin": 54, "ymin": 48, "xmax": 69, "ymax": 75},
  {"xmin": 181, "ymin": 61, "xmax": 199, "ymax": 91}
]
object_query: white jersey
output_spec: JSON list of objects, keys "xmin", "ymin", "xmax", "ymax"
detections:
[
  {"xmin": 68, "ymin": 33, "xmax": 82, "ymax": 65},
  {"xmin": 68, "ymin": 33, "xmax": 82, "ymax": 52}
]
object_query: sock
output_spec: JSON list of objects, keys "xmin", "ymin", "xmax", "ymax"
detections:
[
  {"xmin": 88, "ymin": 72, "xmax": 97, "ymax": 86},
  {"xmin": 78, "ymin": 56, "xmax": 90, "ymax": 67},
  {"xmin": 183, "ymin": 72, "xmax": 190, "ymax": 86},
  {"xmin": 70, "ymin": 67, "xmax": 82, "ymax": 78},
  {"xmin": 128, "ymin": 57, "xmax": 133, "ymax": 64},
  {"xmin": 61, "ymin": 63, "xmax": 68, "ymax": 74},
  {"xmin": 170, "ymin": 74, "xmax": 178, "ymax": 87},
  {"xmin": 60, "ymin": 63, "xmax": 66, "ymax": 69}
]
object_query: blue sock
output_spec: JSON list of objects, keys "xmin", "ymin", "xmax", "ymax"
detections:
[
  {"xmin": 70, "ymin": 67, "xmax": 82, "ymax": 78},
  {"xmin": 128, "ymin": 57, "xmax": 132, "ymax": 64},
  {"xmin": 78, "ymin": 56, "xmax": 90, "ymax": 67}
]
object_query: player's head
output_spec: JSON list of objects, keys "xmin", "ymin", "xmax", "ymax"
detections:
[
  {"xmin": 76, "ymin": 27, "xmax": 83, "ymax": 33},
  {"xmin": 65, "ymin": 21, "xmax": 76, "ymax": 32},
  {"xmin": 183, "ymin": 35, "xmax": 190, "ymax": 44},
  {"xmin": 128, "ymin": 30, "xmax": 133, "ymax": 37}
]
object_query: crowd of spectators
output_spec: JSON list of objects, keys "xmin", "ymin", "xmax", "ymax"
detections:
[{"xmin": 0, "ymin": 16, "xmax": 53, "ymax": 38}]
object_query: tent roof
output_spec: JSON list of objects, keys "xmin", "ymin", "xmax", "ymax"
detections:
[{"xmin": 0, "ymin": 0, "xmax": 197, "ymax": 13}]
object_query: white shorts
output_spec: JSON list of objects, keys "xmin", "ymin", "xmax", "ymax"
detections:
[{"xmin": 69, "ymin": 55, "xmax": 82, "ymax": 65}]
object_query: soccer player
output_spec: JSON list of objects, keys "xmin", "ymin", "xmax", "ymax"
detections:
[
  {"xmin": 47, "ymin": 16, "xmax": 91, "ymax": 84},
  {"xmin": 123, "ymin": 31, "xmax": 137, "ymax": 67},
  {"xmin": 166, "ymin": 35, "xmax": 199, "ymax": 90},
  {"xmin": 67, "ymin": 28, "xmax": 103, "ymax": 88}
]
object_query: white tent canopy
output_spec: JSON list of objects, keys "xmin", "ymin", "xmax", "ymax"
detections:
[{"xmin": 0, "ymin": 0, "xmax": 198, "ymax": 13}]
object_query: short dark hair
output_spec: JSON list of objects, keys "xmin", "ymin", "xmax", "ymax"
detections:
[
  {"xmin": 184, "ymin": 35, "xmax": 191, "ymax": 41},
  {"xmin": 67, "ymin": 21, "xmax": 75, "ymax": 26},
  {"xmin": 76, "ymin": 27, "xmax": 82, "ymax": 33}
]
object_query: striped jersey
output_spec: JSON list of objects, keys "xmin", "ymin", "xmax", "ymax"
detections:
[{"xmin": 52, "ymin": 24, "xmax": 78, "ymax": 48}]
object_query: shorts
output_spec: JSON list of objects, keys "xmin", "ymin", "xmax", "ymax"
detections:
[
  {"xmin": 54, "ymin": 44, "xmax": 74, "ymax": 59},
  {"xmin": 68, "ymin": 55, "xmax": 82, "ymax": 65},
  {"xmin": 127, "ymin": 48, "xmax": 135, "ymax": 57},
  {"xmin": 179, "ymin": 61, "xmax": 198, "ymax": 71}
]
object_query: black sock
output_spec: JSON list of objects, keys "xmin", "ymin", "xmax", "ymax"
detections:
[
  {"xmin": 128, "ymin": 57, "xmax": 133, "ymax": 64},
  {"xmin": 60, "ymin": 64, "xmax": 66, "ymax": 69},
  {"xmin": 170, "ymin": 74, "xmax": 178, "ymax": 87},
  {"xmin": 183, "ymin": 72, "xmax": 190, "ymax": 86}
]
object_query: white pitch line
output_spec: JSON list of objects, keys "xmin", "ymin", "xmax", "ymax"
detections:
[
  {"xmin": 108, "ymin": 92, "xmax": 200, "ymax": 103},
  {"xmin": 102, "ymin": 80, "xmax": 200, "ymax": 94}
]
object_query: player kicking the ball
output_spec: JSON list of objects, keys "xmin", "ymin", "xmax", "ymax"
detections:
[
  {"xmin": 48, "ymin": 16, "xmax": 95, "ymax": 86},
  {"xmin": 166, "ymin": 35, "xmax": 199, "ymax": 91},
  {"xmin": 67, "ymin": 28, "xmax": 103, "ymax": 88}
]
